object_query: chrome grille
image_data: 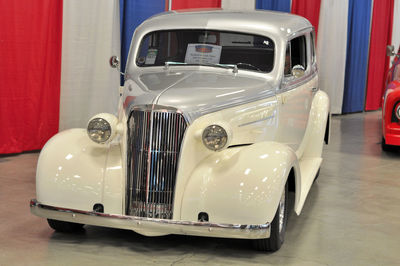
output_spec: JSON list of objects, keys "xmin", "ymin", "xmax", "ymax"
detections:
[{"xmin": 127, "ymin": 107, "xmax": 187, "ymax": 219}]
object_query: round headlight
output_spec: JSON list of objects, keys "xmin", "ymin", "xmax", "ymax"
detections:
[
  {"xmin": 87, "ymin": 118, "xmax": 112, "ymax": 143},
  {"xmin": 396, "ymin": 104, "xmax": 400, "ymax": 120},
  {"xmin": 202, "ymin": 125, "xmax": 228, "ymax": 151}
]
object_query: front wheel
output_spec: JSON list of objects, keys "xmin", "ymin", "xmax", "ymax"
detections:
[
  {"xmin": 47, "ymin": 219, "xmax": 84, "ymax": 233},
  {"xmin": 253, "ymin": 181, "xmax": 289, "ymax": 251}
]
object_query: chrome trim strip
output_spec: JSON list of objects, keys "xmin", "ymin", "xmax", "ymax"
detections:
[
  {"xmin": 238, "ymin": 114, "xmax": 276, "ymax": 127},
  {"xmin": 30, "ymin": 199, "xmax": 270, "ymax": 239},
  {"xmin": 278, "ymin": 69, "xmax": 317, "ymax": 94},
  {"xmin": 227, "ymin": 143, "xmax": 253, "ymax": 148}
]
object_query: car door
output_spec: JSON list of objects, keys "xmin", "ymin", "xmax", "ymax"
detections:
[{"xmin": 275, "ymin": 32, "xmax": 317, "ymax": 154}]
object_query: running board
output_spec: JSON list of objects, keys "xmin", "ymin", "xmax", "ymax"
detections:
[{"xmin": 295, "ymin": 157, "xmax": 322, "ymax": 215}]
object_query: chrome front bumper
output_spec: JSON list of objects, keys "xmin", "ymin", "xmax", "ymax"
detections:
[{"xmin": 30, "ymin": 199, "xmax": 270, "ymax": 239}]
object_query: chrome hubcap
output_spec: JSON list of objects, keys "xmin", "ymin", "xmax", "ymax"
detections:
[{"xmin": 278, "ymin": 189, "xmax": 286, "ymax": 233}]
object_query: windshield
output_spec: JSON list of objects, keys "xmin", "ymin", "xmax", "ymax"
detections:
[{"xmin": 136, "ymin": 30, "xmax": 275, "ymax": 73}]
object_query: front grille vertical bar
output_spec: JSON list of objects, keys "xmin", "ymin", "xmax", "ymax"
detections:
[
  {"xmin": 162, "ymin": 113, "xmax": 167, "ymax": 217},
  {"xmin": 150, "ymin": 112, "xmax": 156, "ymax": 216},
  {"xmin": 167, "ymin": 113, "xmax": 176, "ymax": 213},
  {"xmin": 165, "ymin": 114, "xmax": 172, "ymax": 215},
  {"xmin": 145, "ymin": 110, "xmax": 154, "ymax": 217},
  {"xmin": 156, "ymin": 112, "xmax": 161, "ymax": 216},
  {"xmin": 163, "ymin": 112, "xmax": 170, "ymax": 216},
  {"xmin": 154, "ymin": 112, "xmax": 158, "ymax": 216},
  {"xmin": 141, "ymin": 111, "xmax": 146, "ymax": 216},
  {"xmin": 153, "ymin": 112, "xmax": 158, "ymax": 217}
]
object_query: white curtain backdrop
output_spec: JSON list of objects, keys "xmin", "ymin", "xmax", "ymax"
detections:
[
  {"xmin": 317, "ymin": 0, "xmax": 349, "ymax": 114},
  {"xmin": 59, "ymin": 0, "xmax": 120, "ymax": 130},
  {"xmin": 221, "ymin": 0, "xmax": 255, "ymax": 10},
  {"xmin": 391, "ymin": 0, "xmax": 400, "ymax": 65}
]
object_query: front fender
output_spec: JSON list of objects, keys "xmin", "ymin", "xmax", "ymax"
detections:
[
  {"xmin": 179, "ymin": 142, "xmax": 299, "ymax": 225},
  {"xmin": 36, "ymin": 129, "xmax": 124, "ymax": 214}
]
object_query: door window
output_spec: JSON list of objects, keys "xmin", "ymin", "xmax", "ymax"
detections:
[
  {"xmin": 310, "ymin": 31, "xmax": 316, "ymax": 65},
  {"xmin": 284, "ymin": 35, "xmax": 308, "ymax": 77},
  {"xmin": 290, "ymin": 35, "xmax": 307, "ymax": 70}
]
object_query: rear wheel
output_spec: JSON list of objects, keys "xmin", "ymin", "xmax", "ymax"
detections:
[
  {"xmin": 47, "ymin": 219, "xmax": 84, "ymax": 233},
  {"xmin": 253, "ymin": 181, "xmax": 289, "ymax": 252}
]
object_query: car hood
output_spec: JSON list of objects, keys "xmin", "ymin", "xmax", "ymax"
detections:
[{"xmin": 123, "ymin": 69, "xmax": 277, "ymax": 123}]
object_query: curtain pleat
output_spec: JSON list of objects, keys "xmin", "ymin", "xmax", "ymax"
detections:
[
  {"xmin": 255, "ymin": 0, "xmax": 291, "ymax": 12},
  {"xmin": 317, "ymin": 0, "xmax": 348, "ymax": 114},
  {"xmin": 365, "ymin": 0, "xmax": 394, "ymax": 111},
  {"xmin": 59, "ymin": 0, "xmax": 120, "ymax": 130},
  {"xmin": 0, "ymin": 0, "xmax": 63, "ymax": 154},
  {"xmin": 171, "ymin": 0, "xmax": 221, "ymax": 9},
  {"xmin": 342, "ymin": 0, "xmax": 372, "ymax": 113},
  {"xmin": 291, "ymin": 0, "xmax": 321, "ymax": 36}
]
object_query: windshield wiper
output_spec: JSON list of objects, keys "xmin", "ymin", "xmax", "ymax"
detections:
[
  {"xmin": 164, "ymin": 61, "xmax": 262, "ymax": 73},
  {"xmin": 164, "ymin": 61, "xmax": 237, "ymax": 72},
  {"xmin": 199, "ymin": 62, "xmax": 237, "ymax": 71},
  {"xmin": 164, "ymin": 61, "xmax": 187, "ymax": 69}
]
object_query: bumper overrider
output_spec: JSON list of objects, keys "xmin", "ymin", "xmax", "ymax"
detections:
[{"xmin": 30, "ymin": 199, "xmax": 270, "ymax": 239}]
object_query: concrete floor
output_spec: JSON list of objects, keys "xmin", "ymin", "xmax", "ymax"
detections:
[{"xmin": 1, "ymin": 111, "xmax": 399, "ymax": 266}]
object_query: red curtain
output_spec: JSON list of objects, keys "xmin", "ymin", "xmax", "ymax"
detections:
[
  {"xmin": 365, "ymin": 0, "xmax": 394, "ymax": 111},
  {"xmin": 291, "ymin": 0, "xmax": 321, "ymax": 37},
  {"xmin": 171, "ymin": 0, "xmax": 221, "ymax": 9},
  {"xmin": 0, "ymin": 0, "xmax": 63, "ymax": 154}
]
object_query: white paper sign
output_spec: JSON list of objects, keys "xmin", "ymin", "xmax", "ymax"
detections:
[
  {"xmin": 184, "ymin": 44, "xmax": 222, "ymax": 64},
  {"xmin": 145, "ymin": 49, "xmax": 158, "ymax": 65}
]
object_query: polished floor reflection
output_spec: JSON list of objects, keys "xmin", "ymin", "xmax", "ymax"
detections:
[{"xmin": 1, "ymin": 111, "xmax": 399, "ymax": 265}]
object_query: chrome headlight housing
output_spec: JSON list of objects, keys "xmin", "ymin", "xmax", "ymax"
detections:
[
  {"xmin": 87, "ymin": 113, "xmax": 119, "ymax": 144},
  {"xmin": 202, "ymin": 124, "xmax": 229, "ymax": 151}
]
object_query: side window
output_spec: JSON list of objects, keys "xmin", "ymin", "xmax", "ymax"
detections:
[
  {"xmin": 290, "ymin": 35, "xmax": 307, "ymax": 70},
  {"xmin": 284, "ymin": 43, "xmax": 291, "ymax": 76},
  {"xmin": 284, "ymin": 35, "xmax": 307, "ymax": 77},
  {"xmin": 310, "ymin": 31, "xmax": 316, "ymax": 65}
]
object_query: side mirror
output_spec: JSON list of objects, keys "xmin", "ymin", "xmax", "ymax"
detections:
[
  {"xmin": 292, "ymin": 65, "xmax": 305, "ymax": 78},
  {"xmin": 387, "ymin": 45, "xmax": 395, "ymax": 57},
  {"xmin": 109, "ymin": 56, "xmax": 120, "ymax": 69},
  {"xmin": 109, "ymin": 55, "xmax": 126, "ymax": 79}
]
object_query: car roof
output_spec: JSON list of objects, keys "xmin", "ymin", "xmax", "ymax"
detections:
[{"xmin": 138, "ymin": 9, "xmax": 312, "ymax": 40}]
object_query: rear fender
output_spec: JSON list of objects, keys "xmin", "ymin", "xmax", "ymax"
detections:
[{"xmin": 301, "ymin": 90, "xmax": 330, "ymax": 158}]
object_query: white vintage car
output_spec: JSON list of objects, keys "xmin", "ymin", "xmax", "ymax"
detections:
[{"xmin": 31, "ymin": 9, "xmax": 330, "ymax": 251}]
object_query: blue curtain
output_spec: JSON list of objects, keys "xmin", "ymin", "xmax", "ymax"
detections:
[
  {"xmin": 342, "ymin": 0, "xmax": 372, "ymax": 113},
  {"xmin": 120, "ymin": 0, "xmax": 165, "ymax": 84},
  {"xmin": 256, "ymin": 0, "xmax": 291, "ymax": 12}
]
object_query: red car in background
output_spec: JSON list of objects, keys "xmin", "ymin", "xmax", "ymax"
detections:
[{"xmin": 382, "ymin": 45, "xmax": 400, "ymax": 151}]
